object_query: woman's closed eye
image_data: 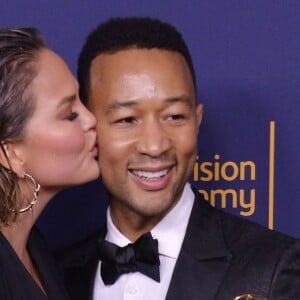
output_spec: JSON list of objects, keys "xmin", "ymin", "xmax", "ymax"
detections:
[{"xmin": 66, "ymin": 111, "xmax": 79, "ymax": 121}]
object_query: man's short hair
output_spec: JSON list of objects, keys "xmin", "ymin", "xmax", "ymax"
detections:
[{"xmin": 78, "ymin": 17, "xmax": 196, "ymax": 102}]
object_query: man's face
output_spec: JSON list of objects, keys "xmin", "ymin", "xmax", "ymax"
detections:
[{"xmin": 89, "ymin": 48, "xmax": 202, "ymax": 226}]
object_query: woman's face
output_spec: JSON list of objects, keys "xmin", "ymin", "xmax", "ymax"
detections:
[{"xmin": 15, "ymin": 48, "xmax": 99, "ymax": 190}]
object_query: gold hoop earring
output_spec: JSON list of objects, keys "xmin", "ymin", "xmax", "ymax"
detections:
[{"xmin": 18, "ymin": 172, "xmax": 40, "ymax": 213}]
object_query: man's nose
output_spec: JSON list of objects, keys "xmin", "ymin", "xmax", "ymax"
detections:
[
  {"xmin": 136, "ymin": 119, "xmax": 171, "ymax": 157},
  {"xmin": 81, "ymin": 105, "xmax": 97, "ymax": 132}
]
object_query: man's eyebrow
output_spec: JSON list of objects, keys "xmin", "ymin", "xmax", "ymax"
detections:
[
  {"xmin": 56, "ymin": 94, "xmax": 77, "ymax": 108},
  {"xmin": 107, "ymin": 100, "xmax": 138, "ymax": 113},
  {"xmin": 106, "ymin": 95, "xmax": 193, "ymax": 113},
  {"xmin": 164, "ymin": 95, "xmax": 193, "ymax": 107}
]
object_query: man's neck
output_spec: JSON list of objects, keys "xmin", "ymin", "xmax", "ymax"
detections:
[{"xmin": 109, "ymin": 206, "xmax": 164, "ymax": 242}]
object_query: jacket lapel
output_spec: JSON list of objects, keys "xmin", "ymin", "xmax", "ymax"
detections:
[
  {"xmin": 60, "ymin": 228, "xmax": 106, "ymax": 300},
  {"xmin": 166, "ymin": 192, "xmax": 231, "ymax": 300}
]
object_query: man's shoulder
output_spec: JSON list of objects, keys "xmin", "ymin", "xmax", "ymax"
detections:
[
  {"xmin": 217, "ymin": 203, "xmax": 295, "ymax": 249},
  {"xmin": 206, "ymin": 202, "xmax": 300, "ymax": 298},
  {"xmin": 193, "ymin": 190, "xmax": 297, "ymax": 253},
  {"xmin": 191, "ymin": 192, "xmax": 300, "ymax": 295}
]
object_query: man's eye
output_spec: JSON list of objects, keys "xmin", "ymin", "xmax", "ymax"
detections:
[
  {"xmin": 116, "ymin": 117, "xmax": 136, "ymax": 123},
  {"xmin": 168, "ymin": 114, "xmax": 186, "ymax": 120},
  {"xmin": 67, "ymin": 112, "xmax": 79, "ymax": 121}
]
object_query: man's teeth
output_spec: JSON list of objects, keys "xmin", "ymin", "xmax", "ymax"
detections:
[{"xmin": 132, "ymin": 169, "xmax": 168, "ymax": 179}]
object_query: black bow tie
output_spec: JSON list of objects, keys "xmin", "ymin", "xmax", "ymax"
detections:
[{"xmin": 98, "ymin": 232, "xmax": 160, "ymax": 285}]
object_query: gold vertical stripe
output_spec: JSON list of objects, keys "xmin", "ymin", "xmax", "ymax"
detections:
[{"xmin": 268, "ymin": 121, "xmax": 275, "ymax": 229}]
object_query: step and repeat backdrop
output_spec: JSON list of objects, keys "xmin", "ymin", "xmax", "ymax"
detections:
[{"xmin": 1, "ymin": 1, "xmax": 299, "ymax": 249}]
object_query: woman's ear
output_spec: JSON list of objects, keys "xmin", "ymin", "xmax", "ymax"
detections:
[{"xmin": 0, "ymin": 142, "xmax": 25, "ymax": 177}]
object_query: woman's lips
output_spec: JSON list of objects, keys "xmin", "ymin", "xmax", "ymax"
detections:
[{"xmin": 90, "ymin": 142, "xmax": 98, "ymax": 157}]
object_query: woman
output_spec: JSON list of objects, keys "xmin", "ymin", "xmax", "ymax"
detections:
[{"xmin": 0, "ymin": 28, "xmax": 99, "ymax": 299}]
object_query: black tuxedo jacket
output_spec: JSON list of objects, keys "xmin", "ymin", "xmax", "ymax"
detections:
[{"xmin": 59, "ymin": 192, "xmax": 300, "ymax": 299}]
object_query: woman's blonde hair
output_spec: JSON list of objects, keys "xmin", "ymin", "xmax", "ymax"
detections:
[{"xmin": 0, "ymin": 28, "xmax": 45, "ymax": 224}]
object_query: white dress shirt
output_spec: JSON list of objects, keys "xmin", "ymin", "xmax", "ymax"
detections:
[{"xmin": 93, "ymin": 183, "xmax": 195, "ymax": 300}]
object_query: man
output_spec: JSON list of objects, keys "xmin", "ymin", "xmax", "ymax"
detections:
[{"xmin": 61, "ymin": 17, "xmax": 300, "ymax": 299}]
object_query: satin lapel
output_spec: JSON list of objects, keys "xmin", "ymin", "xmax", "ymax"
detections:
[
  {"xmin": 61, "ymin": 227, "xmax": 107, "ymax": 300},
  {"xmin": 87, "ymin": 228, "xmax": 107, "ymax": 300},
  {"xmin": 166, "ymin": 192, "xmax": 231, "ymax": 300},
  {"xmin": 71, "ymin": 254, "xmax": 99, "ymax": 300}
]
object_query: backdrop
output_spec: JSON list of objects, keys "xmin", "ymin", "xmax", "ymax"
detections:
[{"xmin": 1, "ymin": 0, "xmax": 299, "ymax": 250}]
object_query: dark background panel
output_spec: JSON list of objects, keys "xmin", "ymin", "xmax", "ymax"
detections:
[{"xmin": 0, "ymin": 0, "xmax": 299, "ymax": 249}]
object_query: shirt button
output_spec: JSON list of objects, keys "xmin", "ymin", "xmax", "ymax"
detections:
[{"xmin": 126, "ymin": 285, "xmax": 138, "ymax": 294}]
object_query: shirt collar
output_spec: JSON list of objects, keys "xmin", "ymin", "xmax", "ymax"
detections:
[{"xmin": 106, "ymin": 183, "xmax": 195, "ymax": 259}]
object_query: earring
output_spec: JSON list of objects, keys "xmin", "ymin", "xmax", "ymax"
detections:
[{"xmin": 18, "ymin": 172, "xmax": 41, "ymax": 213}]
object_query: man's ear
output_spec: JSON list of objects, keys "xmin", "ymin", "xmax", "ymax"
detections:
[
  {"xmin": 195, "ymin": 103, "xmax": 203, "ymax": 130},
  {"xmin": 0, "ymin": 142, "xmax": 25, "ymax": 177}
]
